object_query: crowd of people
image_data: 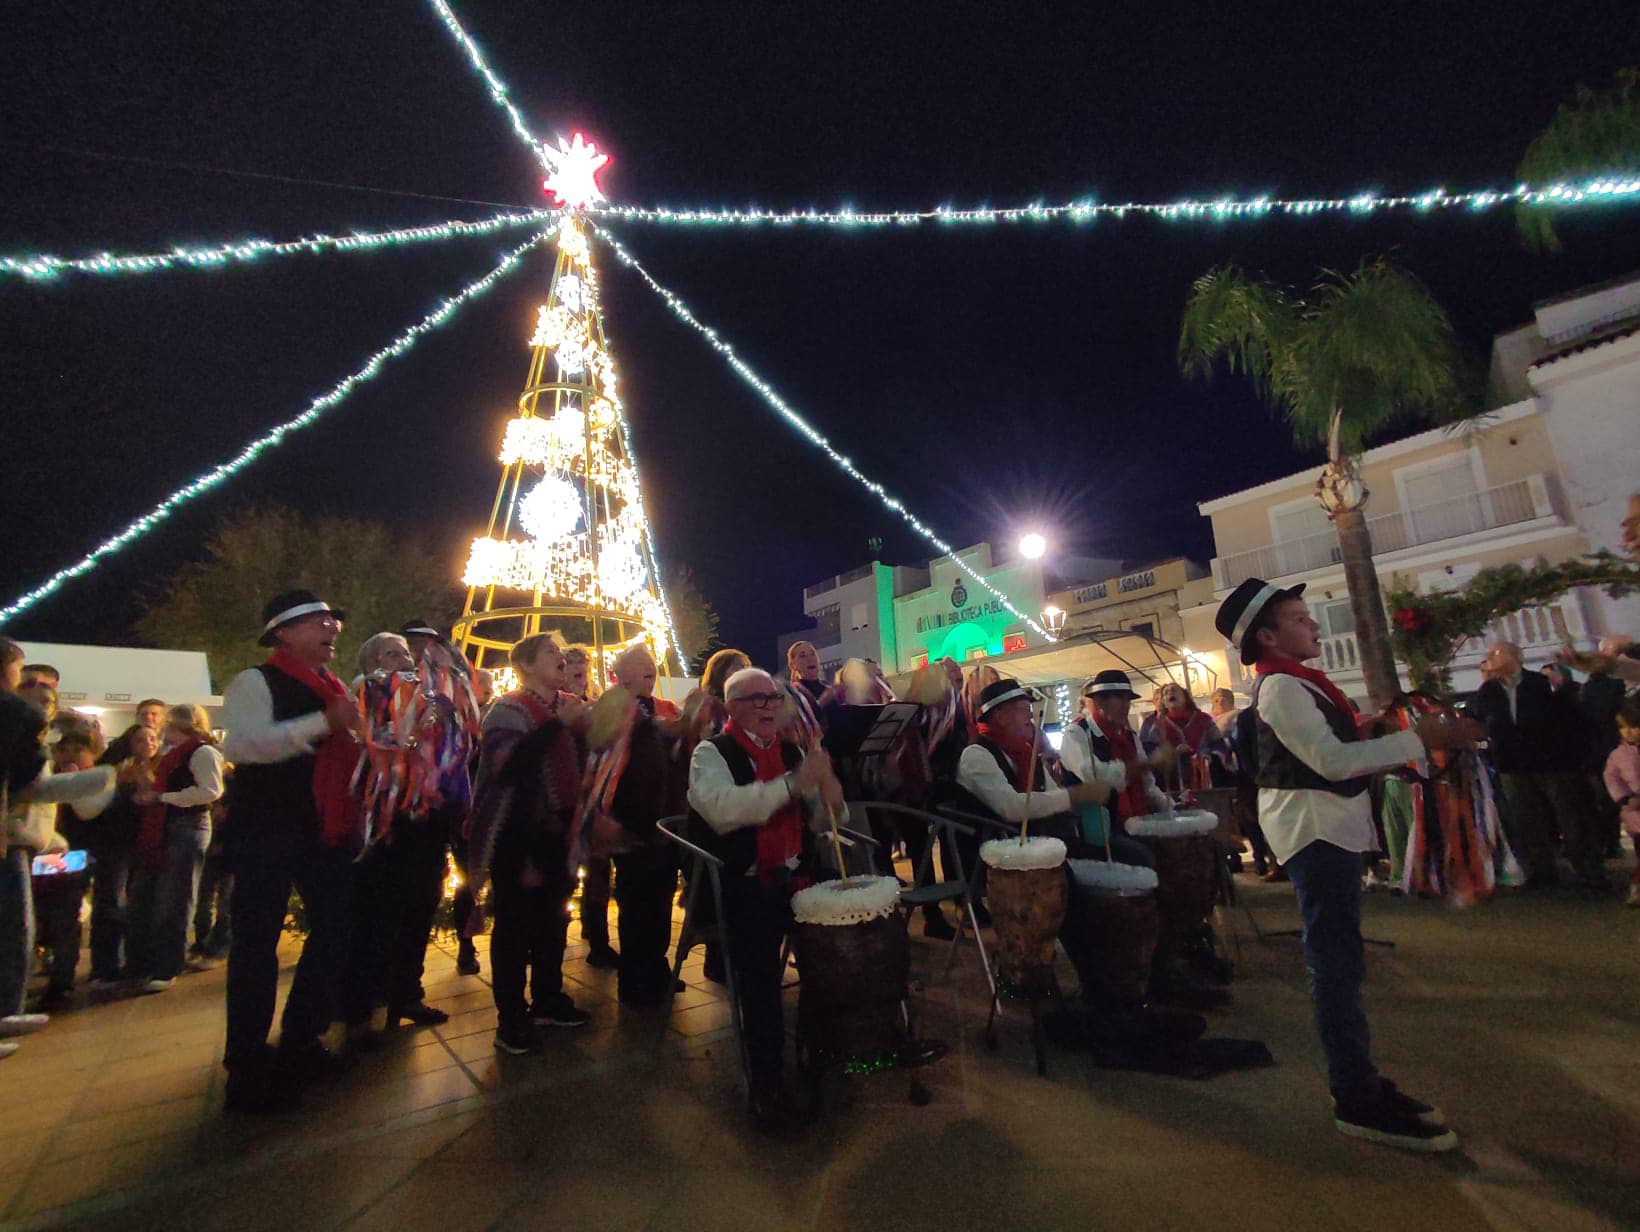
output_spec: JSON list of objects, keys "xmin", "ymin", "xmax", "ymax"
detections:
[{"xmin": 1, "ymin": 493, "xmax": 1636, "ymax": 1145}]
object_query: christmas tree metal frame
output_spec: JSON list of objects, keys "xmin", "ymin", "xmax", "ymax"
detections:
[{"xmin": 454, "ymin": 214, "xmax": 671, "ymax": 691}]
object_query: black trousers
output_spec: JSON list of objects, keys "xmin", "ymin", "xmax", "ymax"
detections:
[
  {"xmin": 451, "ymin": 831, "xmax": 476, "ymax": 949},
  {"xmin": 489, "ymin": 862, "xmax": 571, "ymax": 1029},
  {"xmin": 225, "ymin": 824, "xmax": 353, "ymax": 1068},
  {"xmin": 346, "ymin": 807, "xmax": 453, "ymax": 1018},
  {"xmin": 613, "ymin": 843, "xmax": 676, "ymax": 1000},
  {"xmin": 581, "ymin": 856, "xmax": 613, "ymax": 949},
  {"xmin": 721, "ymin": 871, "xmax": 794, "ymax": 1086}
]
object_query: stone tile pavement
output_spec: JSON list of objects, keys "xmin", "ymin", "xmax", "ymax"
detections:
[{"xmin": 1, "ymin": 873, "xmax": 1637, "ymax": 1230}]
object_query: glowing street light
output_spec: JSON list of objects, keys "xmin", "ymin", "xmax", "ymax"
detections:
[
  {"xmin": 1041, "ymin": 604, "xmax": 1067, "ymax": 635},
  {"xmin": 1018, "ymin": 531, "xmax": 1047, "ymax": 560}
]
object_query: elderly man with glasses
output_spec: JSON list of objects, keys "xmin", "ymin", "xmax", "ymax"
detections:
[{"xmin": 686, "ymin": 666, "xmax": 843, "ymax": 1128}]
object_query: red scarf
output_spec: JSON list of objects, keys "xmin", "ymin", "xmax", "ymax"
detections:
[
  {"xmin": 976, "ymin": 719, "xmax": 1035, "ymax": 788},
  {"xmin": 1099, "ymin": 721, "xmax": 1152, "ymax": 825},
  {"xmin": 267, "ymin": 649, "xmax": 362, "ymax": 848},
  {"xmin": 137, "ymin": 737, "xmax": 203, "ymax": 867},
  {"xmin": 1256, "ymin": 654, "xmax": 1360, "ymax": 728},
  {"xmin": 1157, "ymin": 707, "xmax": 1214, "ymax": 753},
  {"xmin": 726, "ymin": 720, "xmax": 804, "ymax": 880}
]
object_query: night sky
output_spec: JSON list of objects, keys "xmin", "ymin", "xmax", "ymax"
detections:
[{"xmin": 4, "ymin": 1, "xmax": 1637, "ymax": 665}]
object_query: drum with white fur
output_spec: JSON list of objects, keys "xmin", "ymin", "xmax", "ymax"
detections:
[
  {"xmin": 791, "ymin": 876, "xmax": 908, "ymax": 1063},
  {"xmin": 1066, "ymin": 860, "xmax": 1161, "ymax": 1010},
  {"xmin": 1126, "ymin": 810, "xmax": 1219, "ymax": 935},
  {"xmin": 980, "ymin": 837, "xmax": 1067, "ymax": 994}
]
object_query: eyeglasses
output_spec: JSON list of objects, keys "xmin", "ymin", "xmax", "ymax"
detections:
[{"xmin": 730, "ymin": 692, "xmax": 784, "ymax": 708}]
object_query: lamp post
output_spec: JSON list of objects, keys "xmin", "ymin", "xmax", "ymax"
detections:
[{"xmin": 1041, "ymin": 604, "xmax": 1066, "ymax": 636}]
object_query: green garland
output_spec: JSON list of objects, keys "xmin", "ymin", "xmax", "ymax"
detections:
[{"xmin": 1386, "ymin": 550, "xmax": 1640, "ymax": 694}]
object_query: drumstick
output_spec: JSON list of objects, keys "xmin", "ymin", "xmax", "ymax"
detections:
[
  {"xmin": 826, "ymin": 803, "xmax": 849, "ymax": 877},
  {"xmin": 1019, "ymin": 696, "xmax": 1042, "ymax": 844}
]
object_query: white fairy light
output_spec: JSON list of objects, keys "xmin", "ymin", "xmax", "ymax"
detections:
[
  {"xmin": 0, "ymin": 206, "xmax": 558, "ymax": 282},
  {"xmin": 517, "ymin": 473, "xmax": 583, "ymax": 542},
  {"xmin": 423, "ymin": 0, "xmax": 549, "ymax": 167},
  {"xmin": 1, "ymin": 231, "xmax": 547, "ymax": 624},
  {"xmin": 557, "ymin": 274, "xmax": 586, "ymax": 313}
]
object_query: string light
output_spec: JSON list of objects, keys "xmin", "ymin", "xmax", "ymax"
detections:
[
  {"xmin": 0, "ymin": 207, "xmax": 555, "ymax": 282},
  {"xmin": 424, "ymin": 0, "xmax": 548, "ymax": 167},
  {"xmin": 0, "ymin": 232, "xmax": 547, "ymax": 625},
  {"xmin": 541, "ymin": 133, "xmax": 611, "ymax": 211},
  {"xmin": 589, "ymin": 222, "xmax": 1055, "ymax": 643},
  {"xmin": 587, "ymin": 175, "xmax": 1640, "ymax": 230}
]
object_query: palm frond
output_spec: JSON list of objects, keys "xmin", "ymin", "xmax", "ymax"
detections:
[
  {"xmin": 1176, "ymin": 264, "xmax": 1295, "ymax": 399},
  {"xmin": 1515, "ymin": 66, "xmax": 1640, "ymax": 253}
]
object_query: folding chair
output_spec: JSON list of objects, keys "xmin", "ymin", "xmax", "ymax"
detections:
[
  {"xmin": 935, "ymin": 803, "xmax": 1059, "ymax": 1076},
  {"xmin": 656, "ymin": 815, "xmax": 751, "ymax": 1098},
  {"xmin": 846, "ymin": 801, "xmax": 995, "ymax": 999}
]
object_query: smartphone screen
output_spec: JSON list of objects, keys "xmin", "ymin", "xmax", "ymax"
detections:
[{"xmin": 31, "ymin": 851, "xmax": 88, "ymax": 876}]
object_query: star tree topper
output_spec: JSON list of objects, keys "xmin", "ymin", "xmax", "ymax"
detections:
[{"xmin": 541, "ymin": 132, "xmax": 610, "ymax": 210}]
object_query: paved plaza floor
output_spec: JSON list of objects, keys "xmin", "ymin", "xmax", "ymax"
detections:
[{"xmin": 1, "ymin": 871, "xmax": 1637, "ymax": 1231}]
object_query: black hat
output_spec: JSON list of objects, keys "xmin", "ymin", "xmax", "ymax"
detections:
[
  {"xmin": 259, "ymin": 589, "xmax": 346, "ymax": 647},
  {"xmin": 1214, "ymin": 577, "xmax": 1306, "ymax": 666},
  {"xmin": 977, "ymin": 677, "xmax": 1036, "ymax": 716},
  {"xmin": 399, "ymin": 619, "xmax": 441, "ymax": 639},
  {"xmin": 1081, "ymin": 669, "xmax": 1139, "ymax": 700}
]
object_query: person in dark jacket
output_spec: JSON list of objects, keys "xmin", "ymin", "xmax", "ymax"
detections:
[
  {"xmin": 1469, "ymin": 641, "xmax": 1600, "ymax": 889},
  {"xmin": 1580, "ymin": 664, "xmax": 1628, "ymax": 859}
]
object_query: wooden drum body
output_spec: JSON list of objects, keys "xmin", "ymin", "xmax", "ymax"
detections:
[
  {"xmin": 791, "ymin": 876, "xmax": 908, "ymax": 1063},
  {"xmin": 980, "ymin": 837, "xmax": 1068, "ymax": 995},
  {"xmin": 1066, "ymin": 860, "xmax": 1160, "ymax": 1010},
  {"xmin": 1127, "ymin": 810, "xmax": 1219, "ymax": 936}
]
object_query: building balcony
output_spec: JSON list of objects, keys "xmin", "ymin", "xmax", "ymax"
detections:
[{"xmin": 1212, "ymin": 475, "xmax": 1558, "ymax": 591}]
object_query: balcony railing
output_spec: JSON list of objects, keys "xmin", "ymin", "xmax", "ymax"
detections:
[{"xmin": 1214, "ymin": 476, "xmax": 1553, "ymax": 589}]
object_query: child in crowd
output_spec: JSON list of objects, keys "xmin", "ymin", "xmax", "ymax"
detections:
[{"xmin": 1601, "ymin": 695, "xmax": 1640, "ymax": 908}]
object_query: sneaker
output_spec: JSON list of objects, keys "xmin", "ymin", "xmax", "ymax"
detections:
[
  {"xmin": 184, "ymin": 955, "xmax": 218, "ymax": 973},
  {"xmin": 1626, "ymin": 885, "xmax": 1640, "ymax": 909},
  {"xmin": 529, "ymin": 998, "xmax": 590, "ymax": 1028},
  {"xmin": 140, "ymin": 978, "xmax": 176, "ymax": 995},
  {"xmin": 87, "ymin": 974, "xmax": 125, "ymax": 991},
  {"xmin": 0, "ymin": 1042, "xmax": 18, "ymax": 1060},
  {"xmin": 1379, "ymin": 1079, "xmax": 1446, "ymax": 1128},
  {"xmin": 456, "ymin": 944, "xmax": 481, "ymax": 977},
  {"xmin": 0, "ymin": 1014, "xmax": 50, "ymax": 1037},
  {"xmin": 1335, "ymin": 1096, "xmax": 1458, "ymax": 1152},
  {"xmin": 586, "ymin": 945, "xmax": 620, "ymax": 971},
  {"xmin": 494, "ymin": 1024, "xmax": 540, "ymax": 1055}
]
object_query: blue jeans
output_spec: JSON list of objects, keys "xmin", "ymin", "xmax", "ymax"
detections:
[
  {"xmin": 128, "ymin": 815, "xmax": 210, "ymax": 981},
  {"xmin": 89, "ymin": 842, "xmax": 135, "ymax": 980},
  {"xmin": 1285, "ymin": 839, "xmax": 1380, "ymax": 1106},
  {"xmin": 0, "ymin": 847, "xmax": 36, "ymax": 1016}
]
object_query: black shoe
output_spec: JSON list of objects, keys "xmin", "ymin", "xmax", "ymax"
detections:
[
  {"xmin": 1374, "ymin": 1079, "xmax": 1446, "ymax": 1127},
  {"xmin": 530, "ymin": 997, "xmax": 591, "ymax": 1028},
  {"xmin": 392, "ymin": 1001, "xmax": 450, "ymax": 1027},
  {"xmin": 702, "ymin": 946, "xmax": 727, "ymax": 986},
  {"xmin": 1335, "ymin": 1095, "xmax": 1458, "ymax": 1152},
  {"xmin": 921, "ymin": 910, "xmax": 957, "ymax": 941},
  {"xmin": 456, "ymin": 944, "xmax": 481, "ymax": 977},
  {"xmin": 276, "ymin": 1038, "xmax": 353, "ymax": 1082},
  {"xmin": 586, "ymin": 945, "xmax": 621, "ymax": 971},
  {"xmin": 494, "ymin": 1023, "xmax": 540, "ymax": 1055},
  {"xmin": 31, "ymin": 985, "xmax": 71, "ymax": 1013}
]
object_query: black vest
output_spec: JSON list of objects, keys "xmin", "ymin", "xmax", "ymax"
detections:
[
  {"xmin": 228, "ymin": 663, "xmax": 327, "ymax": 835},
  {"xmin": 687, "ymin": 733, "xmax": 804, "ymax": 878},
  {"xmin": 161, "ymin": 747, "xmax": 211, "ymax": 824},
  {"xmin": 1249, "ymin": 673, "xmax": 1369, "ymax": 798}
]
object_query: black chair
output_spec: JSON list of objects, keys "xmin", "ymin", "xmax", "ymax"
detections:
[{"xmin": 846, "ymin": 801, "xmax": 996, "ymax": 999}]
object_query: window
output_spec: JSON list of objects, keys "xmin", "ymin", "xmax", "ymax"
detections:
[
  {"xmin": 1271, "ymin": 501, "xmax": 1338, "ymax": 575},
  {"xmin": 1314, "ymin": 599, "xmax": 1354, "ymax": 640},
  {"xmin": 1128, "ymin": 621, "xmax": 1155, "ymax": 639},
  {"xmin": 1002, "ymin": 632, "xmax": 1027, "ymax": 654},
  {"xmin": 1399, "ymin": 458, "xmax": 1482, "ymax": 543},
  {"xmin": 848, "ymin": 602, "xmax": 870, "ymax": 631}
]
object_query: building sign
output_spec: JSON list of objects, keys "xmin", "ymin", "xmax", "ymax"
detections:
[
  {"xmin": 915, "ymin": 597, "xmax": 1005, "ymax": 633},
  {"xmin": 1071, "ymin": 568, "xmax": 1157, "ymax": 607},
  {"xmin": 950, "ymin": 581, "xmax": 968, "ymax": 607},
  {"xmin": 1002, "ymin": 632, "xmax": 1027, "ymax": 654}
]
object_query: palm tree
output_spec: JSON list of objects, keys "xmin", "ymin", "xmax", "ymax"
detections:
[
  {"xmin": 1179, "ymin": 258, "xmax": 1471, "ymax": 707},
  {"xmin": 1516, "ymin": 66, "xmax": 1639, "ymax": 253}
]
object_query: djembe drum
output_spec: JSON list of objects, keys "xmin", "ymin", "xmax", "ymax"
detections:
[
  {"xmin": 980, "ymin": 836, "xmax": 1068, "ymax": 995},
  {"xmin": 790, "ymin": 876, "xmax": 908, "ymax": 1064},
  {"xmin": 1065, "ymin": 860, "xmax": 1161, "ymax": 1010},
  {"xmin": 1126, "ymin": 810, "xmax": 1220, "ymax": 939}
]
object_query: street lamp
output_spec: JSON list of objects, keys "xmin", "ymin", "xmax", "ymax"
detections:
[
  {"xmin": 1041, "ymin": 604, "xmax": 1067, "ymax": 636},
  {"xmin": 1018, "ymin": 531, "xmax": 1047, "ymax": 560}
]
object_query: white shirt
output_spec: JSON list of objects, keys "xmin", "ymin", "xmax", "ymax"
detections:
[
  {"xmin": 221, "ymin": 667, "xmax": 331, "ymax": 765},
  {"xmin": 158, "ymin": 744, "xmax": 226, "ymax": 809},
  {"xmin": 686, "ymin": 736, "xmax": 822, "ymax": 837},
  {"xmin": 1253, "ymin": 673, "xmax": 1423, "ymax": 863},
  {"xmin": 955, "ymin": 741, "xmax": 1071, "ymax": 823},
  {"xmin": 1057, "ymin": 715, "xmax": 1170, "ymax": 815}
]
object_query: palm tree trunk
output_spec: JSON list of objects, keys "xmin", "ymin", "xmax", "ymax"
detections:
[{"xmin": 1334, "ymin": 506, "xmax": 1401, "ymax": 709}]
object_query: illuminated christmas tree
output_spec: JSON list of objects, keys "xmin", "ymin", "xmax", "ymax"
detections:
[{"xmin": 454, "ymin": 135, "xmax": 674, "ymax": 691}]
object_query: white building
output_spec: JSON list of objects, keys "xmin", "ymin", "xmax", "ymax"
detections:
[
  {"xmin": 16, "ymin": 642, "xmax": 220, "ymax": 734},
  {"xmin": 1181, "ymin": 272, "xmax": 1640, "ymax": 701}
]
